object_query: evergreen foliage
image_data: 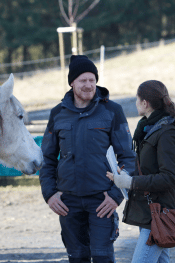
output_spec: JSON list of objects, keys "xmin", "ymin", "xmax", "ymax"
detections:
[{"xmin": 0, "ymin": 0, "xmax": 175, "ymax": 72}]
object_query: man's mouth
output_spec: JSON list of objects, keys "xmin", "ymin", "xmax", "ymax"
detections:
[{"xmin": 82, "ymin": 88, "xmax": 93, "ymax": 92}]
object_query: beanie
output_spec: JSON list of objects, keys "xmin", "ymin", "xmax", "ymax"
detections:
[{"xmin": 68, "ymin": 55, "xmax": 98, "ymax": 86}]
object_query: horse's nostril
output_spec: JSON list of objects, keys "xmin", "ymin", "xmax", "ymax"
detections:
[{"xmin": 33, "ymin": 160, "xmax": 43, "ymax": 170}]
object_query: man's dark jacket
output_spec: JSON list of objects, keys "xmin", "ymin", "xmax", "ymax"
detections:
[
  {"xmin": 123, "ymin": 116, "xmax": 175, "ymax": 229},
  {"xmin": 39, "ymin": 86, "xmax": 135, "ymax": 205}
]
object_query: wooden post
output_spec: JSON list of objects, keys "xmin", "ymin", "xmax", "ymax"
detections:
[
  {"xmin": 58, "ymin": 32, "xmax": 67, "ymax": 93},
  {"xmin": 57, "ymin": 25, "xmax": 84, "ymax": 91},
  {"xmin": 78, "ymin": 28, "xmax": 84, "ymax": 55},
  {"xmin": 72, "ymin": 22, "xmax": 77, "ymax": 55}
]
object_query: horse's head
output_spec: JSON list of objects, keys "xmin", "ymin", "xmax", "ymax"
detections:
[{"xmin": 0, "ymin": 74, "xmax": 43, "ymax": 175}]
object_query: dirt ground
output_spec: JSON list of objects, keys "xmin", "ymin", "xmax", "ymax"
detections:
[
  {"xmin": 0, "ymin": 184, "xmax": 175, "ymax": 263},
  {"xmin": 0, "ymin": 185, "xmax": 138, "ymax": 263}
]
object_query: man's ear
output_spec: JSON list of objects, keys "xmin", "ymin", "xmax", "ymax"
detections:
[{"xmin": 70, "ymin": 81, "xmax": 74, "ymax": 88}]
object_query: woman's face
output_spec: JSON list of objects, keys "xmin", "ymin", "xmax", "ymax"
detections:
[{"xmin": 136, "ymin": 95, "xmax": 146, "ymax": 116}]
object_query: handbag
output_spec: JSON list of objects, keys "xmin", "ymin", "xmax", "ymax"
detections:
[
  {"xmin": 145, "ymin": 192, "xmax": 175, "ymax": 248},
  {"xmin": 137, "ymin": 157, "xmax": 175, "ymax": 248}
]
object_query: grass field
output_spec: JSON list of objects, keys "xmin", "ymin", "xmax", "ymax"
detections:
[{"xmin": 10, "ymin": 42, "xmax": 175, "ymax": 109}]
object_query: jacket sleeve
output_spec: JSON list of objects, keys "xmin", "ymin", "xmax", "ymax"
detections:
[
  {"xmin": 107, "ymin": 185, "xmax": 124, "ymax": 205},
  {"xmin": 108, "ymin": 104, "xmax": 136, "ymax": 204},
  {"xmin": 132, "ymin": 129, "xmax": 175, "ymax": 192},
  {"xmin": 39, "ymin": 111, "xmax": 60, "ymax": 203},
  {"xmin": 111, "ymin": 104, "xmax": 135, "ymax": 172}
]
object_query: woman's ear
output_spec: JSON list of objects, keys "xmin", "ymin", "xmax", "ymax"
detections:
[
  {"xmin": 143, "ymin": 100, "xmax": 150, "ymax": 109},
  {"xmin": 145, "ymin": 100, "xmax": 154, "ymax": 116},
  {"xmin": 147, "ymin": 101, "xmax": 153, "ymax": 111}
]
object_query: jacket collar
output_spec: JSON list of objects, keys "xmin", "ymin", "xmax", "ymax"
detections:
[
  {"xmin": 61, "ymin": 85, "xmax": 109, "ymax": 113},
  {"xmin": 144, "ymin": 116, "xmax": 175, "ymax": 140}
]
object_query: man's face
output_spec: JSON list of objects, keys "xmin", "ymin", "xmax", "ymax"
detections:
[{"xmin": 71, "ymin": 72, "xmax": 96, "ymax": 103}]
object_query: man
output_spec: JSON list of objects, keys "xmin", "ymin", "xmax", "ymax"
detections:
[{"xmin": 39, "ymin": 55, "xmax": 135, "ymax": 263}]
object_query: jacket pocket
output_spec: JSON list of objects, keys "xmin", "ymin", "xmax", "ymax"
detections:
[
  {"xmin": 54, "ymin": 122, "xmax": 72, "ymax": 156},
  {"xmin": 87, "ymin": 121, "xmax": 111, "ymax": 153},
  {"xmin": 111, "ymin": 211, "xmax": 119, "ymax": 242}
]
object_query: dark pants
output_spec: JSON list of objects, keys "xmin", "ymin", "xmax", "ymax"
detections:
[{"xmin": 60, "ymin": 193, "xmax": 119, "ymax": 263}]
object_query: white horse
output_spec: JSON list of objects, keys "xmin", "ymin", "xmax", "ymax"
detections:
[{"xmin": 0, "ymin": 74, "xmax": 43, "ymax": 175}]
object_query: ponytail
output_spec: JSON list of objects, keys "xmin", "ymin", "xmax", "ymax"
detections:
[{"xmin": 162, "ymin": 94, "xmax": 175, "ymax": 117}]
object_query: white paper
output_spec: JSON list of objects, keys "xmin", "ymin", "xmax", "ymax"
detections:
[{"xmin": 106, "ymin": 145, "xmax": 129, "ymax": 200}]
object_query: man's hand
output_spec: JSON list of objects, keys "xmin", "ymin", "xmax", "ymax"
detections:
[
  {"xmin": 96, "ymin": 191, "xmax": 118, "ymax": 218},
  {"xmin": 47, "ymin": 192, "xmax": 69, "ymax": 216}
]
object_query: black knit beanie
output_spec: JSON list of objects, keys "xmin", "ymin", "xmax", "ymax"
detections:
[{"xmin": 68, "ymin": 55, "xmax": 99, "ymax": 86}]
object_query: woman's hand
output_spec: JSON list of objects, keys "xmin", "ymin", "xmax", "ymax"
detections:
[
  {"xmin": 106, "ymin": 170, "xmax": 132, "ymax": 189},
  {"xmin": 106, "ymin": 171, "xmax": 114, "ymax": 181},
  {"xmin": 106, "ymin": 164, "xmax": 122, "ymax": 181}
]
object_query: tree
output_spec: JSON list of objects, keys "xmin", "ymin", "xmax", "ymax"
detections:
[
  {"xmin": 0, "ymin": 0, "xmax": 61, "ymax": 72},
  {"xmin": 58, "ymin": 0, "xmax": 100, "ymax": 26},
  {"xmin": 1, "ymin": 0, "xmax": 175, "ymax": 73}
]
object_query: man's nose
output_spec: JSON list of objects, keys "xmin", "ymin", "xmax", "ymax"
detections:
[{"xmin": 86, "ymin": 80, "xmax": 91, "ymax": 87}]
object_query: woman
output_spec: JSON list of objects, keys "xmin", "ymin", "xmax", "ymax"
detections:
[{"xmin": 107, "ymin": 80, "xmax": 175, "ymax": 263}]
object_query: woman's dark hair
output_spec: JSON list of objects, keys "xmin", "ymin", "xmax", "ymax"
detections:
[{"xmin": 137, "ymin": 80, "xmax": 175, "ymax": 117}]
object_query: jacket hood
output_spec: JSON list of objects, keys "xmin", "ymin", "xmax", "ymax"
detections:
[
  {"xmin": 61, "ymin": 85, "xmax": 109, "ymax": 112},
  {"xmin": 96, "ymin": 85, "xmax": 109, "ymax": 100}
]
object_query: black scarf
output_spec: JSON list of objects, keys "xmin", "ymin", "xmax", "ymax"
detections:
[{"xmin": 133, "ymin": 110, "xmax": 169, "ymax": 153}]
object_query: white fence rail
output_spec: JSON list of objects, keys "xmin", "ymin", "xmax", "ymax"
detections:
[{"xmin": 0, "ymin": 38, "xmax": 175, "ymax": 81}]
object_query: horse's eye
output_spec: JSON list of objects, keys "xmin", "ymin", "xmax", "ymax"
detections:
[{"xmin": 18, "ymin": 115, "xmax": 23, "ymax": 120}]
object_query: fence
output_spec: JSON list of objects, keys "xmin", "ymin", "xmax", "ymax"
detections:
[{"xmin": 1, "ymin": 37, "xmax": 175, "ymax": 82}]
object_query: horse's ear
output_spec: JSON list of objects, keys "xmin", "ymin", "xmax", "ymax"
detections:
[{"xmin": 0, "ymin": 73, "xmax": 14, "ymax": 101}]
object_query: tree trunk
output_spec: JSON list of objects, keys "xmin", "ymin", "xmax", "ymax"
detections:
[{"xmin": 7, "ymin": 47, "xmax": 13, "ymax": 74}]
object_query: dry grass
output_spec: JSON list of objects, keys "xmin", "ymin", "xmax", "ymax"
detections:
[
  {"xmin": 103, "ymin": 42, "xmax": 175, "ymax": 97},
  {"xmin": 11, "ymin": 42, "xmax": 175, "ymax": 109}
]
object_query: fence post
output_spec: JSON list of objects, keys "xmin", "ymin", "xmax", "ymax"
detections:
[
  {"xmin": 136, "ymin": 42, "xmax": 142, "ymax": 51},
  {"xmin": 58, "ymin": 32, "xmax": 67, "ymax": 93},
  {"xmin": 159, "ymin": 39, "xmax": 165, "ymax": 47},
  {"xmin": 100, "ymin": 45, "xmax": 105, "ymax": 87},
  {"xmin": 143, "ymin": 39, "xmax": 149, "ymax": 49}
]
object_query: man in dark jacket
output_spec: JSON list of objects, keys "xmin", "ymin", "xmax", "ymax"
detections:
[{"xmin": 39, "ymin": 55, "xmax": 135, "ymax": 263}]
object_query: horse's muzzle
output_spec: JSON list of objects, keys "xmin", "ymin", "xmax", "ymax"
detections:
[{"xmin": 23, "ymin": 158, "xmax": 43, "ymax": 175}]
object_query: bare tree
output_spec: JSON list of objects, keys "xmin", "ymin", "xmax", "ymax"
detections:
[{"xmin": 58, "ymin": 0, "xmax": 100, "ymax": 26}]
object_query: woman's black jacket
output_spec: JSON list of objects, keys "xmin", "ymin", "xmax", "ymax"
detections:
[{"xmin": 123, "ymin": 116, "xmax": 175, "ymax": 229}]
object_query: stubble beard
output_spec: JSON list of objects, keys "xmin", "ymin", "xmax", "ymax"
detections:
[{"xmin": 77, "ymin": 88, "xmax": 95, "ymax": 102}]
